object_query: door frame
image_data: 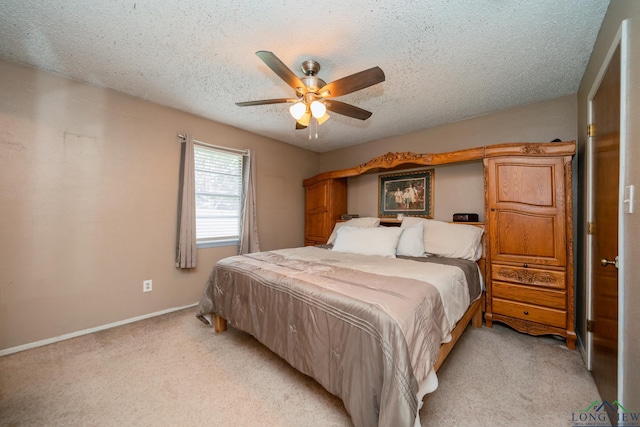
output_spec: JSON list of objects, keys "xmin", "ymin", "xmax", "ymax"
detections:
[
  {"xmin": 585, "ymin": 21, "xmax": 629, "ymax": 406},
  {"xmin": 617, "ymin": 19, "xmax": 632, "ymax": 407}
]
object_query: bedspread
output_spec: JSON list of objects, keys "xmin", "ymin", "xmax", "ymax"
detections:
[{"xmin": 196, "ymin": 247, "xmax": 478, "ymax": 427}]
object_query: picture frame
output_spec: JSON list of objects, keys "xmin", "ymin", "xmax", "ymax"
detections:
[{"xmin": 378, "ymin": 169, "xmax": 434, "ymax": 218}]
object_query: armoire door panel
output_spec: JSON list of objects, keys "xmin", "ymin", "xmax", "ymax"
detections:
[
  {"xmin": 304, "ymin": 178, "xmax": 348, "ymax": 245},
  {"xmin": 495, "ymin": 164, "xmax": 556, "ymax": 207},
  {"xmin": 492, "ymin": 211, "xmax": 566, "ymax": 265},
  {"xmin": 305, "ymin": 181, "xmax": 329, "ymax": 212},
  {"xmin": 491, "ymin": 158, "xmax": 565, "ymax": 206},
  {"xmin": 305, "ymin": 212, "xmax": 328, "ymax": 241}
]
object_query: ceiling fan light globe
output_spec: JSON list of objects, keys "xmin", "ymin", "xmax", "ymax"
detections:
[
  {"xmin": 297, "ymin": 111, "xmax": 311, "ymax": 127},
  {"xmin": 289, "ymin": 102, "xmax": 306, "ymax": 120},
  {"xmin": 316, "ymin": 113, "xmax": 330, "ymax": 125},
  {"xmin": 310, "ymin": 100, "xmax": 327, "ymax": 118}
]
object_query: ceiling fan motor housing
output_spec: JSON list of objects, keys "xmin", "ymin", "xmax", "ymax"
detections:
[
  {"xmin": 300, "ymin": 59, "xmax": 321, "ymax": 76},
  {"xmin": 300, "ymin": 76, "xmax": 326, "ymax": 95},
  {"xmin": 299, "ymin": 60, "xmax": 326, "ymax": 98}
]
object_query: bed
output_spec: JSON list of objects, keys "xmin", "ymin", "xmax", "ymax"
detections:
[{"xmin": 196, "ymin": 219, "xmax": 485, "ymax": 427}]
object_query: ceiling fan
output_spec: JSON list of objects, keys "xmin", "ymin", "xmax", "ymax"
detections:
[{"xmin": 236, "ymin": 51, "xmax": 385, "ymax": 130}]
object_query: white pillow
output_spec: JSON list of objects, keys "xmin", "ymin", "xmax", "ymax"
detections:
[
  {"xmin": 396, "ymin": 222, "xmax": 425, "ymax": 257},
  {"xmin": 332, "ymin": 226, "xmax": 403, "ymax": 258},
  {"xmin": 326, "ymin": 217, "xmax": 381, "ymax": 245},
  {"xmin": 402, "ymin": 217, "xmax": 483, "ymax": 261}
]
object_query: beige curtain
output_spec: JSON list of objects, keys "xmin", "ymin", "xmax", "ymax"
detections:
[
  {"xmin": 239, "ymin": 149, "xmax": 260, "ymax": 254},
  {"xmin": 175, "ymin": 134, "xmax": 197, "ymax": 268}
]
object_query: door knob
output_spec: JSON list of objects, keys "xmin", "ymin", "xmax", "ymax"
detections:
[{"xmin": 600, "ymin": 256, "xmax": 619, "ymax": 268}]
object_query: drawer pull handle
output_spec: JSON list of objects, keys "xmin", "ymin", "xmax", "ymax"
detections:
[
  {"xmin": 524, "ymin": 311, "xmax": 529, "ymax": 315},
  {"xmin": 523, "ymin": 263, "xmax": 528, "ymax": 268}
]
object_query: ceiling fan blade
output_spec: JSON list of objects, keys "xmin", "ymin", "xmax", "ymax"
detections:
[
  {"xmin": 295, "ymin": 122, "xmax": 307, "ymax": 130},
  {"xmin": 321, "ymin": 66, "xmax": 385, "ymax": 98},
  {"xmin": 325, "ymin": 100, "xmax": 373, "ymax": 120},
  {"xmin": 235, "ymin": 98, "xmax": 296, "ymax": 106},
  {"xmin": 256, "ymin": 51, "xmax": 305, "ymax": 92}
]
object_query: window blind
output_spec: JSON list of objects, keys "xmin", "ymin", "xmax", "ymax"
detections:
[{"xmin": 194, "ymin": 145, "xmax": 243, "ymax": 243}]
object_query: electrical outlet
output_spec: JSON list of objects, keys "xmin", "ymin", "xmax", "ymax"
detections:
[{"xmin": 143, "ymin": 279, "xmax": 153, "ymax": 293}]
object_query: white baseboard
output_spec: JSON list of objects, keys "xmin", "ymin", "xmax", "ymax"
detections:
[{"xmin": 0, "ymin": 302, "xmax": 198, "ymax": 357}]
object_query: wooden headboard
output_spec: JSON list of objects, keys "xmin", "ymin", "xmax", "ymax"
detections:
[
  {"xmin": 304, "ymin": 141, "xmax": 577, "ymax": 284},
  {"xmin": 303, "ymin": 142, "xmax": 576, "ymax": 186},
  {"xmin": 303, "ymin": 141, "xmax": 576, "ymax": 247}
]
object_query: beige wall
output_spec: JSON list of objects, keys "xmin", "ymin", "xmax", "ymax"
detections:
[
  {"xmin": 577, "ymin": 0, "xmax": 640, "ymax": 409},
  {"xmin": 319, "ymin": 95, "xmax": 577, "ymax": 222},
  {"xmin": 0, "ymin": 59, "xmax": 319, "ymax": 351},
  {"xmin": 346, "ymin": 162, "xmax": 484, "ymax": 222},
  {"xmin": 319, "ymin": 94, "xmax": 577, "ymax": 171}
]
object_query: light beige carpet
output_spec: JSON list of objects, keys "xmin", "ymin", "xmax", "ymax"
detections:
[{"xmin": 0, "ymin": 308, "xmax": 599, "ymax": 426}]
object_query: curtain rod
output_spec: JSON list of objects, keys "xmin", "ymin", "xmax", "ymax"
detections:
[{"xmin": 177, "ymin": 134, "xmax": 248, "ymax": 156}]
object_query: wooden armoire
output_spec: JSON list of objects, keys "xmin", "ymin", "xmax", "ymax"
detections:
[{"xmin": 483, "ymin": 143, "xmax": 576, "ymax": 349}]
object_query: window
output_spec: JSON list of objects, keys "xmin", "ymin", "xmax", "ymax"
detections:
[{"xmin": 194, "ymin": 144, "xmax": 244, "ymax": 247}]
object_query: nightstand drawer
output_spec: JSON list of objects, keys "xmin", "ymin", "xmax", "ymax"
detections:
[
  {"xmin": 492, "ymin": 281, "xmax": 566, "ymax": 309},
  {"xmin": 491, "ymin": 265, "xmax": 565, "ymax": 289},
  {"xmin": 493, "ymin": 298, "xmax": 566, "ymax": 328}
]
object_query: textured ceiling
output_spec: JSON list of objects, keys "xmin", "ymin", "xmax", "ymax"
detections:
[{"xmin": 0, "ymin": 1, "xmax": 609, "ymax": 153}]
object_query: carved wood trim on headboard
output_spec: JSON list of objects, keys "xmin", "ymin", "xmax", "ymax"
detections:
[
  {"xmin": 303, "ymin": 147, "xmax": 484, "ymax": 186},
  {"xmin": 303, "ymin": 141, "xmax": 575, "ymax": 187}
]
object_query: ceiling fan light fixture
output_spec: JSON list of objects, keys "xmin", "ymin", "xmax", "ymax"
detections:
[
  {"xmin": 297, "ymin": 111, "xmax": 311, "ymax": 127},
  {"xmin": 310, "ymin": 100, "xmax": 327, "ymax": 119},
  {"xmin": 289, "ymin": 101, "xmax": 306, "ymax": 120},
  {"xmin": 316, "ymin": 112, "xmax": 330, "ymax": 125}
]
